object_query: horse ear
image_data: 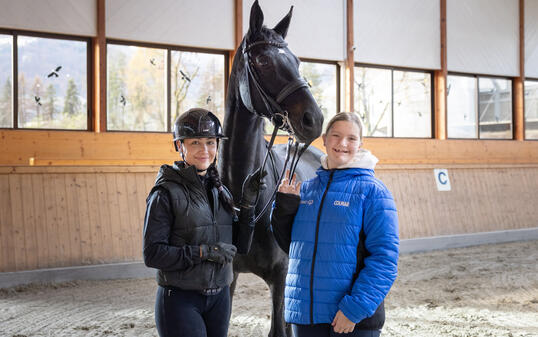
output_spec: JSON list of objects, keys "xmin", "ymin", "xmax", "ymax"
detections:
[
  {"xmin": 249, "ymin": 0, "xmax": 264, "ymax": 39},
  {"xmin": 273, "ymin": 6, "xmax": 293, "ymax": 39}
]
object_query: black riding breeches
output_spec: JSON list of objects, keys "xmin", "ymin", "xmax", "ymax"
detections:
[{"xmin": 155, "ymin": 285, "xmax": 231, "ymax": 337}]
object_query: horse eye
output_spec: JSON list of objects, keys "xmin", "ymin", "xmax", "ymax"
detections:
[{"xmin": 256, "ymin": 55, "xmax": 270, "ymax": 67}]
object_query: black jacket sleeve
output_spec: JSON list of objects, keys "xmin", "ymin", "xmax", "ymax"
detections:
[
  {"xmin": 143, "ymin": 188, "xmax": 202, "ymax": 271},
  {"xmin": 271, "ymin": 192, "xmax": 300, "ymax": 254}
]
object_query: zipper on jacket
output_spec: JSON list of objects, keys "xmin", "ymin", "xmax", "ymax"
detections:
[
  {"xmin": 309, "ymin": 170, "xmax": 335, "ymax": 324},
  {"xmin": 197, "ymin": 176, "xmax": 219, "ymax": 288}
]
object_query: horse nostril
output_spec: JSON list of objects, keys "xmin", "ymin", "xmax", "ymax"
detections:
[{"xmin": 302, "ymin": 112, "xmax": 314, "ymax": 128}]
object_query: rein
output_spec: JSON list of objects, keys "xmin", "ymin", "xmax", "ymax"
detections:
[{"xmin": 242, "ymin": 38, "xmax": 312, "ymax": 221}]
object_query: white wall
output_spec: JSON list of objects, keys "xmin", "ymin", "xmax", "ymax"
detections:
[
  {"xmin": 242, "ymin": 0, "xmax": 345, "ymax": 61},
  {"xmin": 354, "ymin": 0, "xmax": 440, "ymax": 70},
  {"xmin": 525, "ymin": 0, "xmax": 538, "ymax": 78},
  {"xmin": 106, "ymin": 0, "xmax": 234, "ymax": 50},
  {"xmin": 0, "ymin": 0, "xmax": 96, "ymax": 36},
  {"xmin": 447, "ymin": 0, "xmax": 519, "ymax": 77}
]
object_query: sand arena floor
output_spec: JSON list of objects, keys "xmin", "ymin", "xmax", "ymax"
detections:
[{"xmin": 1, "ymin": 240, "xmax": 537, "ymax": 337}]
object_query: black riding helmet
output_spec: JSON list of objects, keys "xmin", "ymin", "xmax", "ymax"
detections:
[{"xmin": 173, "ymin": 108, "xmax": 227, "ymax": 151}]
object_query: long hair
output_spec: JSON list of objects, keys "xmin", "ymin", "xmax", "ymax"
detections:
[{"xmin": 206, "ymin": 163, "xmax": 235, "ymax": 213}]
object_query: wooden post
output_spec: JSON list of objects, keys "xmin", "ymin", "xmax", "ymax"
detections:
[
  {"xmin": 92, "ymin": 0, "xmax": 106, "ymax": 132},
  {"xmin": 434, "ymin": 0, "xmax": 447, "ymax": 139},
  {"xmin": 345, "ymin": 0, "xmax": 354, "ymax": 112},
  {"xmin": 229, "ymin": 0, "xmax": 242, "ymax": 78},
  {"xmin": 514, "ymin": 0, "xmax": 525, "ymax": 141}
]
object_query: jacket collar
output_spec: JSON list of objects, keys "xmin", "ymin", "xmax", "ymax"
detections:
[
  {"xmin": 154, "ymin": 161, "xmax": 205, "ymax": 191},
  {"xmin": 320, "ymin": 149, "xmax": 378, "ymax": 170}
]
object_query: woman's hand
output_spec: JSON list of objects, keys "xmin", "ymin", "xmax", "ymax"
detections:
[
  {"xmin": 278, "ymin": 170, "xmax": 301, "ymax": 196},
  {"xmin": 332, "ymin": 310, "xmax": 355, "ymax": 334}
]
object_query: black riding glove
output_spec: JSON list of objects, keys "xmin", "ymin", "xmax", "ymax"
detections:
[
  {"xmin": 200, "ymin": 242, "xmax": 237, "ymax": 264},
  {"xmin": 240, "ymin": 167, "xmax": 268, "ymax": 208}
]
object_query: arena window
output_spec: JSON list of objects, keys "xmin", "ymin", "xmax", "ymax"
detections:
[
  {"xmin": 447, "ymin": 74, "xmax": 513, "ymax": 139},
  {"xmin": 107, "ymin": 41, "xmax": 226, "ymax": 132},
  {"xmin": 354, "ymin": 65, "xmax": 432, "ymax": 138},
  {"xmin": 0, "ymin": 34, "xmax": 13, "ymax": 128},
  {"xmin": 299, "ymin": 60, "xmax": 339, "ymax": 132},
  {"xmin": 524, "ymin": 80, "xmax": 538, "ymax": 140},
  {"xmin": 0, "ymin": 31, "xmax": 90, "ymax": 130},
  {"xmin": 170, "ymin": 50, "xmax": 225, "ymax": 126}
]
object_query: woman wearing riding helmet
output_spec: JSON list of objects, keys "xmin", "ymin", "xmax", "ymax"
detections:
[
  {"xmin": 271, "ymin": 112, "xmax": 399, "ymax": 337},
  {"xmin": 143, "ymin": 108, "xmax": 266, "ymax": 337}
]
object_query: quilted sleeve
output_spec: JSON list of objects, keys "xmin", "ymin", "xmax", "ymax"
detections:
[{"xmin": 338, "ymin": 184, "xmax": 399, "ymax": 323}]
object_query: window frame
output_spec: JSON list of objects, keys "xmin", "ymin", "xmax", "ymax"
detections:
[
  {"xmin": 106, "ymin": 39, "xmax": 229, "ymax": 133},
  {"xmin": 447, "ymin": 72, "xmax": 514, "ymax": 140},
  {"xmin": 524, "ymin": 77, "xmax": 538, "ymax": 141},
  {"xmin": 354, "ymin": 63, "xmax": 434, "ymax": 139},
  {"xmin": 0, "ymin": 28, "xmax": 92, "ymax": 131}
]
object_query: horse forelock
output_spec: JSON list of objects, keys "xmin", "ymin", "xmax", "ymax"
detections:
[{"xmin": 246, "ymin": 26, "xmax": 285, "ymax": 47}]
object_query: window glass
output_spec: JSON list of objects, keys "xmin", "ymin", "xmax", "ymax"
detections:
[
  {"xmin": 299, "ymin": 61, "xmax": 337, "ymax": 132},
  {"xmin": 18, "ymin": 36, "xmax": 87, "ymax": 129},
  {"xmin": 393, "ymin": 70, "xmax": 431, "ymax": 137},
  {"xmin": 478, "ymin": 77, "xmax": 512, "ymax": 139},
  {"xmin": 170, "ymin": 51, "xmax": 225, "ymax": 123},
  {"xmin": 524, "ymin": 80, "xmax": 538, "ymax": 140},
  {"xmin": 354, "ymin": 67, "xmax": 392, "ymax": 137},
  {"xmin": 107, "ymin": 44, "xmax": 166, "ymax": 131},
  {"xmin": 447, "ymin": 75, "xmax": 478, "ymax": 138},
  {"xmin": 0, "ymin": 34, "xmax": 12, "ymax": 128}
]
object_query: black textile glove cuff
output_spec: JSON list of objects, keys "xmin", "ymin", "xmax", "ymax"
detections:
[{"xmin": 235, "ymin": 206, "xmax": 256, "ymax": 255}]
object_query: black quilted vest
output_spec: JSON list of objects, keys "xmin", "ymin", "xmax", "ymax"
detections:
[{"xmin": 151, "ymin": 162, "xmax": 234, "ymax": 290}]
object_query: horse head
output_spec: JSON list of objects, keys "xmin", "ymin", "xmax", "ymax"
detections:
[{"xmin": 238, "ymin": 0, "xmax": 324, "ymax": 144}]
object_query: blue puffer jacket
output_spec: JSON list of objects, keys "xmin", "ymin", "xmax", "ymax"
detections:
[{"xmin": 285, "ymin": 150, "xmax": 399, "ymax": 325}]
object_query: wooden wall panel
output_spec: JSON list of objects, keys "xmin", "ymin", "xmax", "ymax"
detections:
[
  {"xmin": 8, "ymin": 175, "xmax": 26, "ymax": 270},
  {"xmin": 0, "ymin": 175, "xmax": 14, "ymax": 271},
  {"xmin": 2, "ymin": 130, "xmax": 538, "ymax": 166},
  {"xmin": 377, "ymin": 167, "xmax": 538, "ymax": 239},
  {"xmin": 0, "ymin": 166, "xmax": 536, "ymax": 272}
]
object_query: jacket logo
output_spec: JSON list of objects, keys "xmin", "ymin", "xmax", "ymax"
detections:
[
  {"xmin": 334, "ymin": 200, "xmax": 349, "ymax": 207},
  {"xmin": 301, "ymin": 199, "xmax": 314, "ymax": 205}
]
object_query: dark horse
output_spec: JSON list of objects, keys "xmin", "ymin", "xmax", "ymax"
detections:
[{"xmin": 219, "ymin": 1, "xmax": 324, "ymax": 336}]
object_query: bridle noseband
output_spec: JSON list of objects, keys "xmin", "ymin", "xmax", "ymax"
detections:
[
  {"xmin": 242, "ymin": 39, "xmax": 309, "ymax": 133},
  {"xmin": 241, "ymin": 38, "xmax": 313, "ymax": 223}
]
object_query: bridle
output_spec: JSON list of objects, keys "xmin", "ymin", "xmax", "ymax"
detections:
[{"xmin": 241, "ymin": 38, "xmax": 313, "ymax": 222}]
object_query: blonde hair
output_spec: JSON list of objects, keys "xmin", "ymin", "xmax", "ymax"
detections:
[{"xmin": 324, "ymin": 112, "xmax": 364, "ymax": 144}]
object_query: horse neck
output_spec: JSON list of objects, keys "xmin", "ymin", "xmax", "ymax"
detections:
[{"xmin": 220, "ymin": 78, "xmax": 268, "ymax": 201}]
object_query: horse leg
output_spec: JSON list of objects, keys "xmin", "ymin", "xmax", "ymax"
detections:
[{"xmin": 266, "ymin": 267, "xmax": 292, "ymax": 337}]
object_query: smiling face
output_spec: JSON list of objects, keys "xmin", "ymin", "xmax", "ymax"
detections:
[
  {"xmin": 178, "ymin": 138, "xmax": 217, "ymax": 173},
  {"xmin": 322, "ymin": 121, "xmax": 362, "ymax": 169}
]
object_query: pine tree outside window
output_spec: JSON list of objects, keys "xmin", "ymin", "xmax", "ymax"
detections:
[
  {"xmin": 107, "ymin": 42, "xmax": 226, "ymax": 132},
  {"xmin": 17, "ymin": 35, "xmax": 88, "ymax": 130}
]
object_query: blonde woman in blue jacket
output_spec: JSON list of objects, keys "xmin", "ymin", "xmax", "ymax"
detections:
[{"xmin": 271, "ymin": 112, "xmax": 399, "ymax": 337}]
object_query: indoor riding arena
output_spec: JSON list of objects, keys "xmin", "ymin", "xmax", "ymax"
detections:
[{"xmin": 1, "ymin": 1, "xmax": 537, "ymax": 337}]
